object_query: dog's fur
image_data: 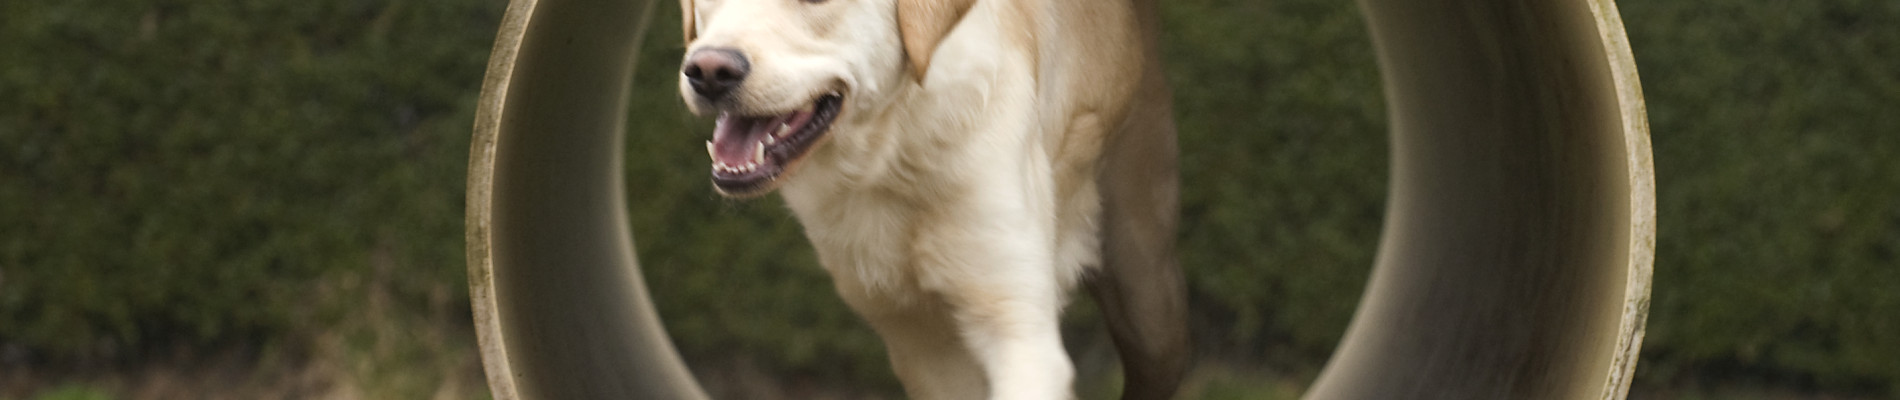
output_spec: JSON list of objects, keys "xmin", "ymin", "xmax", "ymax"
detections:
[{"xmin": 678, "ymin": 0, "xmax": 1188, "ymax": 397}]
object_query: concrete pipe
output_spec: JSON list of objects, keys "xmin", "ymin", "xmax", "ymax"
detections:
[{"xmin": 463, "ymin": 0, "xmax": 1654, "ymax": 398}]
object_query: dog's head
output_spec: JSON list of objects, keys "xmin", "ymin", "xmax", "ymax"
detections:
[{"xmin": 679, "ymin": 0, "xmax": 973, "ymax": 197}]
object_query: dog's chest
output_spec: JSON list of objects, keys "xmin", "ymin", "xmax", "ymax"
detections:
[{"xmin": 780, "ymin": 183, "xmax": 931, "ymax": 306}]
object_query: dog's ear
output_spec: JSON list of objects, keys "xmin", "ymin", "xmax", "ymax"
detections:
[
  {"xmin": 897, "ymin": 0, "xmax": 975, "ymax": 82},
  {"xmin": 680, "ymin": 0, "xmax": 696, "ymax": 44}
]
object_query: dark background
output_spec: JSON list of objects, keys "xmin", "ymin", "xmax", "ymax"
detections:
[{"xmin": 2, "ymin": 0, "xmax": 1895, "ymax": 398}]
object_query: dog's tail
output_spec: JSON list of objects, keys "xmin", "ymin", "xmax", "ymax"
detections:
[{"xmin": 1088, "ymin": 0, "xmax": 1192, "ymax": 396}]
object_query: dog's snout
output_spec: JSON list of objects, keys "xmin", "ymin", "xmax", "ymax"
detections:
[{"xmin": 683, "ymin": 48, "xmax": 750, "ymax": 100}]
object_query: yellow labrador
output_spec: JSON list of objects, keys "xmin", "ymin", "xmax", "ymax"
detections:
[{"xmin": 678, "ymin": 0, "xmax": 1187, "ymax": 397}]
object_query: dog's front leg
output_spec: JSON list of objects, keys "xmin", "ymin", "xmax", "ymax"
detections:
[
  {"xmin": 951, "ymin": 287, "xmax": 1073, "ymax": 400},
  {"xmin": 913, "ymin": 203, "xmax": 1074, "ymax": 400},
  {"xmin": 854, "ymin": 300, "xmax": 989, "ymax": 400}
]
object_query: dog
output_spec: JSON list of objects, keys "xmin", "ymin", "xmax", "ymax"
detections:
[{"xmin": 676, "ymin": 0, "xmax": 1188, "ymax": 397}]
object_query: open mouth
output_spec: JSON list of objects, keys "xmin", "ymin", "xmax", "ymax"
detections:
[{"xmin": 706, "ymin": 93, "xmax": 843, "ymax": 197}]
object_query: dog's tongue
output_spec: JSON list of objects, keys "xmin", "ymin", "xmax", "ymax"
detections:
[{"xmin": 712, "ymin": 113, "xmax": 779, "ymax": 166}]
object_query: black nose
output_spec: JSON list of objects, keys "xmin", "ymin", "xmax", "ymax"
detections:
[{"xmin": 682, "ymin": 48, "xmax": 749, "ymax": 100}]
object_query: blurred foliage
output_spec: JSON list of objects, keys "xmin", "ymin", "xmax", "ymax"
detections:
[
  {"xmin": 1, "ymin": 0, "xmax": 1896, "ymax": 398},
  {"xmin": 0, "ymin": 0, "xmax": 491, "ymax": 361},
  {"xmin": 1622, "ymin": 0, "xmax": 1900, "ymax": 394},
  {"xmin": 1161, "ymin": 0, "xmax": 1385, "ymax": 371}
]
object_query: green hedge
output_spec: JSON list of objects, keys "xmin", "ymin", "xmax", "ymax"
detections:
[
  {"xmin": 1623, "ymin": 1, "xmax": 1900, "ymax": 393},
  {"xmin": 2, "ymin": 0, "xmax": 1895, "ymax": 396},
  {"xmin": 0, "ymin": 0, "xmax": 490, "ymax": 358}
]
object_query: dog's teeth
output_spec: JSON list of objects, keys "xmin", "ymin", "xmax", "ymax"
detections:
[
  {"xmin": 776, "ymin": 123, "xmax": 792, "ymax": 138},
  {"xmin": 763, "ymin": 135, "xmax": 775, "ymax": 146},
  {"xmin": 753, "ymin": 145, "xmax": 765, "ymax": 164},
  {"xmin": 706, "ymin": 140, "xmax": 716, "ymax": 159}
]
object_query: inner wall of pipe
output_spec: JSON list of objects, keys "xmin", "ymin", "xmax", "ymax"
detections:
[{"xmin": 465, "ymin": 0, "xmax": 1653, "ymax": 399}]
